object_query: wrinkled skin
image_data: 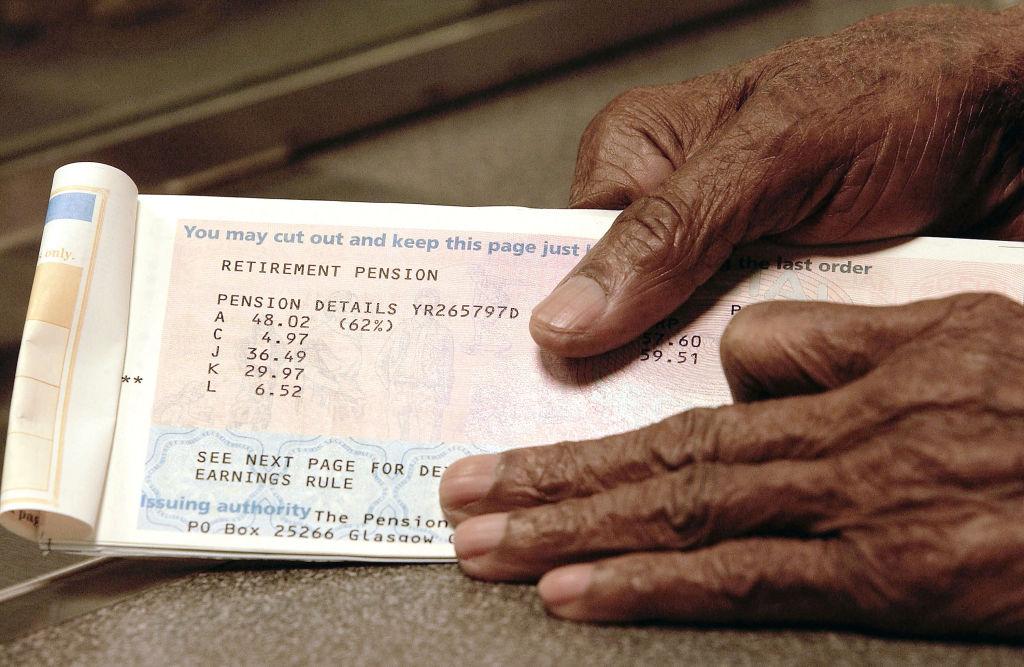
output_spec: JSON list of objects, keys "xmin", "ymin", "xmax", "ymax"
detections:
[
  {"xmin": 529, "ymin": 4, "xmax": 1024, "ymax": 357},
  {"xmin": 443, "ymin": 294, "xmax": 1024, "ymax": 637},
  {"xmin": 439, "ymin": 5, "xmax": 1024, "ymax": 639}
]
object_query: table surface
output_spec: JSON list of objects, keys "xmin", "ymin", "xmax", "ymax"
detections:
[
  {"xmin": 3, "ymin": 0, "xmax": 1023, "ymax": 663},
  {"xmin": 3, "ymin": 562, "xmax": 1023, "ymax": 665}
]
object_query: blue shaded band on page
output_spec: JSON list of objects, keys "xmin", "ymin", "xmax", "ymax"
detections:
[
  {"xmin": 138, "ymin": 425, "xmax": 497, "ymax": 545},
  {"xmin": 45, "ymin": 192, "xmax": 96, "ymax": 224}
]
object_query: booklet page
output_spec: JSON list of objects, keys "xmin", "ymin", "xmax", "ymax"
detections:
[
  {"xmin": 83, "ymin": 193, "xmax": 1023, "ymax": 560},
  {"xmin": 0, "ymin": 163, "xmax": 137, "ymax": 542},
  {"xmin": 4, "ymin": 163, "xmax": 1023, "ymax": 561}
]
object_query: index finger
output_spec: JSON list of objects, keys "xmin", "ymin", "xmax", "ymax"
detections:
[
  {"xmin": 570, "ymin": 72, "xmax": 747, "ymax": 209},
  {"xmin": 440, "ymin": 371, "xmax": 890, "ymax": 524}
]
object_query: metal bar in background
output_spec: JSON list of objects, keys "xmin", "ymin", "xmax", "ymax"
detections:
[{"xmin": 0, "ymin": 0, "xmax": 766, "ymax": 245}]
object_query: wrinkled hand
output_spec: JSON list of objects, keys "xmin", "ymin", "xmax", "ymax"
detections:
[
  {"xmin": 441, "ymin": 293, "xmax": 1024, "ymax": 637},
  {"xmin": 530, "ymin": 5, "xmax": 1024, "ymax": 357}
]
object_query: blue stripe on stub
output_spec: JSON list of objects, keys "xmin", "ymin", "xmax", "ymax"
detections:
[{"xmin": 44, "ymin": 192, "xmax": 96, "ymax": 224}]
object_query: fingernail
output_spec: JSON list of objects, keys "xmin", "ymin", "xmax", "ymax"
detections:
[
  {"xmin": 454, "ymin": 513, "xmax": 508, "ymax": 560},
  {"xmin": 538, "ymin": 563, "xmax": 594, "ymax": 608},
  {"xmin": 532, "ymin": 275, "xmax": 607, "ymax": 332},
  {"xmin": 439, "ymin": 454, "xmax": 499, "ymax": 510}
]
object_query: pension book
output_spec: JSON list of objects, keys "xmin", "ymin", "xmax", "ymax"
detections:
[{"xmin": 2, "ymin": 162, "xmax": 1021, "ymax": 560}]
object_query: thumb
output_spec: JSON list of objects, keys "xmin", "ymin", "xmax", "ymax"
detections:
[
  {"xmin": 532, "ymin": 119, "xmax": 778, "ymax": 358},
  {"xmin": 719, "ymin": 297, "xmax": 963, "ymax": 402}
]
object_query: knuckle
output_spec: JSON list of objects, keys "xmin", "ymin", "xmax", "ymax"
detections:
[
  {"xmin": 582, "ymin": 86, "xmax": 664, "ymax": 151},
  {"xmin": 966, "ymin": 292, "xmax": 1022, "ymax": 319},
  {"xmin": 601, "ymin": 86, "xmax": 664, "ymax": 123},
  {"xmin": 505, "ymin": 507, "xmax": 555, "ymax": 552},
  {"xmin": 662, "ymin": 464, "xmax": 719, "ymax": 546},
  {"xmin": 575, "ymin": 86, "xmax": 680, "ymax": 207},
  {"xmin": 496, "ymin": 444, "xmax": 579, "ymax": 505},
  {"xmin": 847, "ymin": 532, "xmax": 959, "ymax": 622},
  {"xmin": 699, "ymin": 543, "xmax": 769, "ymax": 605},
  {"xmin": 629, "ymin": 207, "xmax": 679, "ymax": 263},
  {"xmin": 613, "ymin": 558, "xmax": 663, "ymax": 600},
  {"xmin": 913, "ymin": 294, "xmax": 1023, "ymax": 395},
  {"xmin": 949, "ymin": 291, "xmax": 1017, "ymax": 314},
  {"xmin": 657, "ymin": 408, "xmax": 719, "ymax": 465},
  {"xmin": 507, "ymin": 499, "xmax": 591, "ymax": 554},
  {"xmin": 611, "ymin": 195, "xmax": 687, "ymax": 272},
  {"xmin": 618, "ymin": 184, "xmax": 743, "ymax": 281},
  {"xmin": 592, "ymin": 554, "xmax": 680, "ymax": 619}
]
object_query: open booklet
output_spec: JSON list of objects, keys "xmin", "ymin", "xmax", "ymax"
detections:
[{"xmin": 2, "ymin": 162, "xmax": 1022, "ymax": 561}]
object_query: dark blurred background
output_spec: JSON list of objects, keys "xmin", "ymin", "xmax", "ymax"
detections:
[{"xmin": 2, "ymin": 1, "xmax": 1022, "ymax": 662}]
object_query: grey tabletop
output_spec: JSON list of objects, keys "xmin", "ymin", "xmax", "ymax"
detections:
[
  {"xmin": 3, "ymin": 0, "xmax": 1023, "ymax": 663},
  {"xmin": 3, "ymin": 562, "xmax": 1023, "ymax": 666}
]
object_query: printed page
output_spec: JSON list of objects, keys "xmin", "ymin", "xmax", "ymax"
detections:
[
  {"xmin": 81, "ymin": 192, "xmax": 1024, "ymax": 560},
  {"xmin": 0, "ymin": 163, "xmax": 138, "ymax": 542}
]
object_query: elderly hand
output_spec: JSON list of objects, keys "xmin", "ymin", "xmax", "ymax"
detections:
[
  {"xmin": 440, "ymin": 4, "xmax": 1024, "ymax": 637},
  {"xmin": 441, "ymin": 293, "xmax": 1024, "ymax": 637},
  {"xmin": 529, "ymin": 4, "xmax": 1024, "ymax": 358}
]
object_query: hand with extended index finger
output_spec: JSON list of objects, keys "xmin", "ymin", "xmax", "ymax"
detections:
[
  {"xmin": 441, "ymin": 293, "xmax": 1024, "ymax": 638},
  {"xmin": 529, "ymin": 4, "xmax": 1024, "ymax": 358}
]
